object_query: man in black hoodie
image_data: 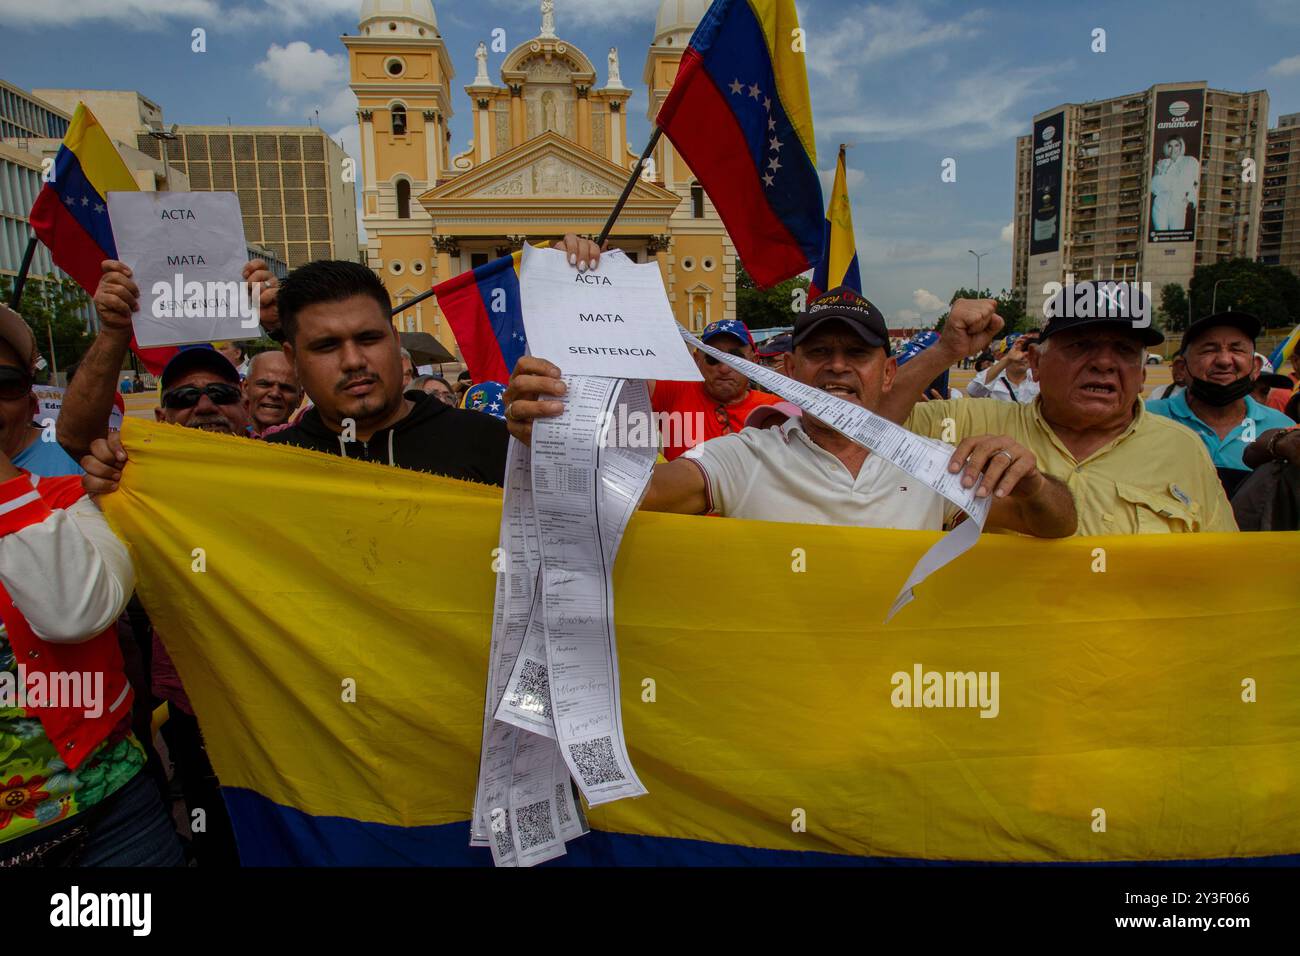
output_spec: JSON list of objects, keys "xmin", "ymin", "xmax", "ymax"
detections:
[{"xmin": 265, "ymin": 260, "xmax": 507, "ymax": 484}]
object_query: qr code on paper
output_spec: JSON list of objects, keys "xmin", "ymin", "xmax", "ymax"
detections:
[
  {"xmin": 568, "ymin": 736, "xmax": 626, "ymax": 787},
  {"xmin": 515, "ymin": 799, "xmax": 556, "ymax": 852},
  {"xmin": 555, "ymin": 783, "xmax": 571, "ymax": 826},
  {"xmin": 509, "ymin": 660, "xmax": 552, "ymax": 719},
  {"xmin": 492, "ymin": 816, "xmax": 514, "ymax": 860}
]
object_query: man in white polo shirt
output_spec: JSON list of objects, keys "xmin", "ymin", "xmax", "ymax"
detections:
[{"xmin": 505, "ymin": 287, "xmax": 1077, "ymax": 537}]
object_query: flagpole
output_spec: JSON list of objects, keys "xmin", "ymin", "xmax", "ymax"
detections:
[
  {"xmin": 596, "ymin": 127, "xmax": 662, "ymax": 246},
  {"xmin": 9, "ymin": 236, "xmax": 37, "ymax": 309},
  {"xmin": 391, "ymin": 128, "xmax": 663, "ymax": 318}
]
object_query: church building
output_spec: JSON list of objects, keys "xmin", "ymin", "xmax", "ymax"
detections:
[{"xmin": 342, "ymin": 0, "xmax": 734, "ymax": 358}]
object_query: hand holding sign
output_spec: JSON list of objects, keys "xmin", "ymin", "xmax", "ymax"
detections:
[
  {"xmin": 106, "ymin": 191, "xmax": 258, "ymax": 348},
  {"xmin": 519, "ymin": 243, "xmax": 700, "ymax": 382}
]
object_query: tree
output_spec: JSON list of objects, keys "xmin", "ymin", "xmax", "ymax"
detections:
[
  {"xmin": 735, "ymin": 263, "xmax": 810, "ymax": 331},
  {"xmin": 934, "ymin": 287, "xmax": 1029, "ymax": 336},
  {"xmin": 1187, "ymin": 259, "xmax": 1300, "ymax": 328},
  {"xmin": 0, "ymin": 272, "xmax": 95, "ymax": 379},
  {"xmin": 1159, "ymin": 283, "xmax": 1189, "ymax": 332}
]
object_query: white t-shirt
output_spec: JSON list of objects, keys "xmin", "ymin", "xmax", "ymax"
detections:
[{"xmin": 683, "ymin": 418, "xmax": 958, "ymax": 530}]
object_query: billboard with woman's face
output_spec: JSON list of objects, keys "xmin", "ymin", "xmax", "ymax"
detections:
[{"xmin": 1148, "ymin": 89, "xmax": 1205, "ymax": 243}]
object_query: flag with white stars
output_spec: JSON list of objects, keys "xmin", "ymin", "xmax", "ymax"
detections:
[
  {"xmin": 27, "ymin": 102, "xmax": 181, "ymax": 374},
  {"xmin": 657, "ymin": 0, "xmax": 824, "ymax": 287}
]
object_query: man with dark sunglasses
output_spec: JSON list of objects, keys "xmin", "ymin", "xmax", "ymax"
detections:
[
  {"xmin": 649, "ymin": 318, "xmax": 782, "ymax": 461},
  {"xmin": 57, "ymin": 258, "xmax": 276, "ymax": 461},
  {"xmin": 153, "ymin": 349, "xmax": 250, "ymax": 435},
  {"xmin": 0, "ymin": 305, "xmax": 82, "ymax": 477}
]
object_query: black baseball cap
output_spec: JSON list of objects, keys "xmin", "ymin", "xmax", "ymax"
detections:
[
  {"xmin": 1040, "ymin": 284, "xmax": 1165, "ymax": 347},
  {"xmin": 159, "ymin": 346, "xmax": 241, "ymax": 392},
  {"xmin": 1179, "ymin": 311, "xmax": 1262, "ymax": 355},
  {"xmin": 794, "ymin": 287, "xmax": 891, "ymax": 354}
]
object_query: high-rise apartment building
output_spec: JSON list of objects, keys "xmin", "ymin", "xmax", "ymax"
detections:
[
  {"xmin": 1260, "ymin": 112, "xmax": 1300, "ymax": 275},
  {"xmin": 1013, "ymin": 82, "xmax": 1269, "ymax": 318},
  {"xmin": 134, "ymin": 126, "xmax": 361, "ymax": 269}
]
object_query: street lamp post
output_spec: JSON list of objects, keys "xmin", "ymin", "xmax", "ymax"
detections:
[
  {"xmin": 1212, "ymin": 279, "xmax": 1229, "ymax": 314},
  {"xmin": 968, "ymin": 249, "xmax": 989, "ymax": 297}
]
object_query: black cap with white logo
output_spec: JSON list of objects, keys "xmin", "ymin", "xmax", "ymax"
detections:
[{"xmin": 794, "ymin": 287, "xmax": 892, "ymax": 355}]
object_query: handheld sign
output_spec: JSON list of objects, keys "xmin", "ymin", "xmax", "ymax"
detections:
[
  {"xmin": 107, "ymin": 191, "xmax": 257, "ymax": 348},
  {"xmin": 519, "ymin": 244, "xmax": 701, "ymax": 381}
]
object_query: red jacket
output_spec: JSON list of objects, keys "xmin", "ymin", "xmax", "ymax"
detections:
[{"xmin": 0, "ymin": 473, "xmax": 133, "ymax": 770}]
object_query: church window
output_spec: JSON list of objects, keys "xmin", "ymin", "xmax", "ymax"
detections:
[
  {"xmin": 385, "ymin": 58, "xmax": 405, "ymax": 77},
  {"xmin": 702, "ymin": 257, "xmax": 716, "ymax": 272},
  {"xmin": 471, "ymin": 253, "xmax": 489, "ymax": 269},
  {"xmin": 390, "ymin": 260, "xmax": 405, "ymax": 275},
  {"xmin": 392, "ymin": 104, "xmax": 407, "ymax": 136},
  {"xmin": 396, "ymin": 178, "xmax": 411, "ymax": 219},
  {"xmin": 681, "ymin": 257, "xmax": 696, "ymax": 271},
  {"xmin": 691, "ymin": 182, "xmax": 705, "ymax": 218}
]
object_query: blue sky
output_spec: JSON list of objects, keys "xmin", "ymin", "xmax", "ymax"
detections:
[{"xmin": 2, "ymin": 0, "xmax": 1298, "ymax": 326}]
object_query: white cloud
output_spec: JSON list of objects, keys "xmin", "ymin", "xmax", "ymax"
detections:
[
  {"xmin": 806, "ymin": 3, "xmax": 984, "ymax": 78},
  {"xmin": 818, "ymin": 63, "xmax": 1065, "ymax": 149},
  {"xmin": 1000, "ymin": 221, "xmax": 1014, "ymax": 243},
  {"xmin": 255, "ymin": 42, "xmax": 356, "ymax": 129},
  {"xmin": 894, "ymin": 308, "xmax": 922, "ymax": 325},
  {"xmin": 818, "ymin": 163, "xmax": 867, "ymax": 196},
  {"xmin": 912, "ymin": 289, "xmax": 947, "ymax": 312},
  {"xmin": 1267, "ymin": 54, "xmax": 1300, "ymax": 77},
  {"xmin": 256, "ymin": 42, "xmax": 348, "ymax": 97},
  {"xmin": 0, "ymin": 0, "xmax": 358, "ymax": 29}
]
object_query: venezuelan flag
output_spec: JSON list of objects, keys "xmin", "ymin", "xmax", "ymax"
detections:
[
  {"xmin": 432, "ymin": 251, "xmax": 524, "ymax": 383},
  {"xmin": 1268, "ymin": 322, "xmax": 1300, "ymax": 375},
  {"xmin": 657, "ymin": 0, "xmax": 823, "ymax": 288},
  {"xmin": 27, "ymin": 103, "xmax": 178, "ymax": 374},
  {"xmin": 103, "ymin": 420, "xmax": 1300, "ymax": 866},
  {"xmin": 809, "ymin": 145, "xmax": 862, "ymax": 298}
]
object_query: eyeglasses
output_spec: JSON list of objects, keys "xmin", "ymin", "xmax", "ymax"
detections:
[
  {"xmin": 161, "ymin": 382, "xmax": 243, "ymax": 410},
  {"xmin": 0, "ymin": 367, "xmax": 32, "ymax": 401}
]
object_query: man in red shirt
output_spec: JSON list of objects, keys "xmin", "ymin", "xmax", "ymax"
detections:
[{"xmin": 651, "ymin": 318, "xmax": 782, "ymax": 460}]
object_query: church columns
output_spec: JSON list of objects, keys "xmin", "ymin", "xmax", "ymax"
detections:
[
  {"xmin": 609, "ymin": 100, "xmax": 623, "ymax": 166},
  {"xmin": 423, "ymin": 110, "xmax": 441, "ymax": 184},
  {"xmin": 476, "ymin": 98, "xmax": 493, "ymax": 164},
  {"xmin": 576, "ymin": 86, "xmax": 591, "ymax": 151},
  {"xmin": 358, "ymin": 110, "xmax": 376, "ymax": 192},
  {"xmin": 509, "ymin": 86, "xmax": 524, "ymax": 149}
]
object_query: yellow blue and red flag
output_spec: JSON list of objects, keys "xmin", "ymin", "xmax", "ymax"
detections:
[
  {"xmin": 27, "ymin": 103, "xmax": 178, "ymax": 374},
  {"xmin": 432, "ymin": 251, "xmax": 524, "ymax": 383},
  {"xmin": 657, "ymin": 0, "xmax": 823, "ymax": 288},
  {"xmin": 1268, "ymin": 322, "xmax": 1300, "ymax": 375},
  {"xmin": 103, "ymin": 420, "xmax": 1300, "ymax": 866},
  {"xmin": 810, "ymin": 145, "xmax": 861, "ymax": 298}
]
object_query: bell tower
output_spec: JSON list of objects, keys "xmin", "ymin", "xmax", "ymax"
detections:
[
  {"xmin": 342, "ymin": 0, "xmax": 455, "ymax": 331},
  {"xmin": 644, "ymin": 0, "xmax": 736, "ymax": 329}
]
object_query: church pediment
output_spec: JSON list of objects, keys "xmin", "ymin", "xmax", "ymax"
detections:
[{"xmin": 420, "ymin": 131, "xmax": 680, "ymax": 206}]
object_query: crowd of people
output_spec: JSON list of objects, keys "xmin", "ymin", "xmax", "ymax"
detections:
[{"xmin": 0, "ymin": 232, "xmax": 1296, "ymax": 867}]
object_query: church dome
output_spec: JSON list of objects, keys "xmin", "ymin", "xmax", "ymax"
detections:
[
  {"xmin": 654, "ymin": 0, "xmax": 708, "ymax": 46},
  {"xmin": 359, "ymin": 0, "xmax": 438, "ymax": 35}
]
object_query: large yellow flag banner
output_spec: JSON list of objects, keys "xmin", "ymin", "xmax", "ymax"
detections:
[{"xmin": 102, "ymin": 420, "xmax": 1300, "ymax": 865}]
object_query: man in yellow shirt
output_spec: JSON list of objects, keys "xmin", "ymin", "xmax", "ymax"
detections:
[{"xmin": 887, "ymin": 292, "xmax": 1236, "ymax": 535}]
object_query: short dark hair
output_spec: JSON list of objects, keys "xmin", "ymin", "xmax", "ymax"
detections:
[{"xmin": 277, "ymin": 260, "xmax": 391, "ymax": 343}]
